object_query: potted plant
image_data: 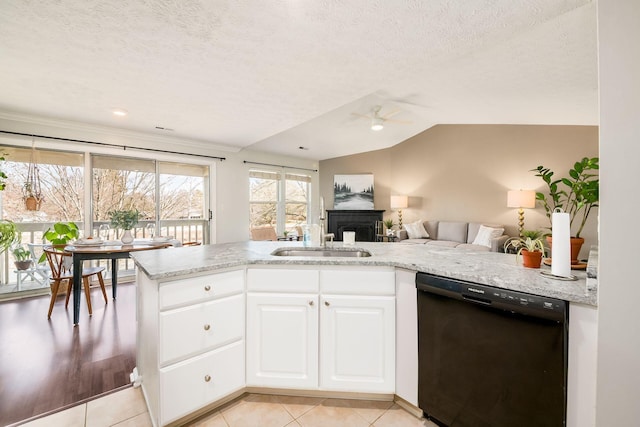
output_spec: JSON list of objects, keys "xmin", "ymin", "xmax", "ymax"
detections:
[
  {"xmin": 383, "ymin": 219, "xmax": 395, "ymax": 236},
  {"xmin": 23, "ymin": 182, "xmax": 44, "ymax": 211},
  {"xmin": 12, "ymin": 245, "xmax": 32, "ymax": 271},
  {"xmin": 531, "ymin": 157, "xmax": 599, "ymax": 262},
  {"xmin": 504, "ymin": 229, "xmax": 547, "ymax": 268},
  {"xmin": 108, "ymin": 209, "xmax": 140, "ymax": 244}
]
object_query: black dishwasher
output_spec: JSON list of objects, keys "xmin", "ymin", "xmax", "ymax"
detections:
[{"xmin": 416, "ymin": 272, "xmax": 568, "ymax": 427}]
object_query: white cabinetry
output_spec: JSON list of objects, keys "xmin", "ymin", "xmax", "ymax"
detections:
[
  {"xmin": 246, "ymin": 293, "xmax": 318, "ymax": 388},
  {"xmin": 137, "ymin": 269, "xmax": 245, "ymax": 426},
  {"xmin": 246, "ymin": 266, "xmax": 395, "ymax": 394}
]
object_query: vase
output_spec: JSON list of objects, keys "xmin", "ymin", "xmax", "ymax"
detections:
[
  {"xmin": 521, "ymin": 249, "xmax": 543, "ymax": 268},
  {"xmin": 121, "ymin": 229, "xmax": 134, "ymax": 244}
]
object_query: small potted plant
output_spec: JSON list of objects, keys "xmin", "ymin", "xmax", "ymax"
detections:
[
  {"xmin": 383, "ymin": 219, "xmax": 395, "ymax": 236},
  {"xmin": 504, "ymin": 229, "xmax": 547, "ymax": 268},
  {"xmin": 108, "ymin": 209, "xmax": 140, "ymax": 244},
  {"xmin": 12, "ymin": 245, "xmax": 32, "ymax": 270}
]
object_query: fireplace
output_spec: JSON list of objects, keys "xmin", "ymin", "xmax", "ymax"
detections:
[{"xmin": 327, "ymin": 210, "xmax": 384, "ymax": 242}]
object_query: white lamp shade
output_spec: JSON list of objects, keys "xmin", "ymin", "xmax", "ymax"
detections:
[
  {"xmin": 507, "ymin": 190, "xmax": 536, "ymax": 209},
  {"xmin": 390, "ymin": 195, "xmax": 408, "ymax": 209}
]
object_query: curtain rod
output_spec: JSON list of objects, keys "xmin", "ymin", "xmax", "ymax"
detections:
[
  {"xmin": 243, "ymin": 160, "xmax": 317, "ymax": 173},
  {"xmin": 0, "ymin": 130, "xmax": 226, "ymax": 161}
]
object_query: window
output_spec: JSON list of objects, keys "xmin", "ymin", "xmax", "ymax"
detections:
[{"xmin": 249, "ymin": 169, "xmax": 310, "ymax": 235}]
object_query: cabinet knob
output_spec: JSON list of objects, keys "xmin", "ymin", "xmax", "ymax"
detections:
[
  {"xmin": 204, "ymin": 375, "xmax": 211, "ymax": 382},
  {"xmin": 204, "ymin": 285, "xmax": 211, "ymax": 291},
  {"xmin": 204, "ymin": 324, "xmax": 211, "ymax": 331},
  {"xmin": 324, "ymin": 301, "xmax": 330, "ymax": 306},
  {"xmin": 308, "ymin": 300, "xmax": 314, "ymax": 306}
]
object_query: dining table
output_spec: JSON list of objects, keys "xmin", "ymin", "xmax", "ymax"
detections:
[{"xmin": 65, "ymin": 240, "xmax": 172, "ymax": 325}]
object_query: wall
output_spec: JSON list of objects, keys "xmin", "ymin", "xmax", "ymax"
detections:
[
  {"xmin": 0, "ymin": 115, "xmax": 319, "ymax": 244},
  {"xmin": 320, "ymin": 124, "xmax": 599, "ymax": 257},
  {"xmin": 596, "ymin": 0, "xmax": 640, "ymax": 424}
]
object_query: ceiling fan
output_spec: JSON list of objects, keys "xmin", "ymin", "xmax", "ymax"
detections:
[{"xmin": 351, "ymin": 105, "xmax": 411, "ymax": 131}]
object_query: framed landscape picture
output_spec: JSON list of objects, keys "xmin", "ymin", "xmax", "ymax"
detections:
[{"xmin": 333, "ymin": 174, "xmax": 374, "ymax": 210}]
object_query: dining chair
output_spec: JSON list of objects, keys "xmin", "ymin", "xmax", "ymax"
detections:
[{"xmin": 43, "ymin": 246, "xmax": 108, "ymax": 319}]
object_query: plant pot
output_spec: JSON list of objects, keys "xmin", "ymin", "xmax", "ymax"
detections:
[
  {"xmin": 14, "ymin": 260, "xmax": 32, "ymax": 271},
  {"xmin": 121, "ymin": 229, "xmax": 134, "ymax": 244},
  {"xmin": 546, "ymin": 236, "xmax": 585, "ymax": 264},
  {"xmin": 24, "ymin": 196, "xmax": 41, "ymax": 211},
  {"xmin": 521, "ymin": 249, "xmax": 543, "ymax": 268}
]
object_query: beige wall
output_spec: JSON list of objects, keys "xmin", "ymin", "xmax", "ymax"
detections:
[{"xmin": 320, "ymin": 124, "xmax": 598, "ymax": 257}]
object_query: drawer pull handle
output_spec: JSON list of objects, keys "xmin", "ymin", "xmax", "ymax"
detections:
[
  {"xmin": 204, "ymin": 285, "xmax": 211, "ymax": 291},
  {"xmin": 204, "ymin": 324, "xmax": 211, "ymax": 331},
  {"xmin": 324, "ymin": 301, "xmax": 330, "ymax": 307},
  {"xmin": 204, "ymin": 375, "xmax": 211, "ymax": 382},
  {"xmin": 308, "ymin": 300, "xmax": 314, "ymax": 306}
]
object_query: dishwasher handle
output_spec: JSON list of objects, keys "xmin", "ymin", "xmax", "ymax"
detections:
[{"xmin": 461, "ymin": 293, "xmax": 491, "ymax": 306}]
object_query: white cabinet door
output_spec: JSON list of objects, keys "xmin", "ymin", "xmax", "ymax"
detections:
[
  {"xmin": 160, "ymin": 340, "xmax": 244, "ymax": 425},
  {"xmin": 246, "ymin": 293, "xmax": 318, "ymax": 388},
  {"xmin": 320, "ymin": 295, "xmax": 395, "ymax": 393}
]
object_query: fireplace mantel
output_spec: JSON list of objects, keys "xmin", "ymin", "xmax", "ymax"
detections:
[{"xmin": 326, "ymin": 210, "xmax": 384, "ymax": 242}]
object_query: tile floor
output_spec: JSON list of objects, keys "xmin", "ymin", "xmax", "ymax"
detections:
[{"xmin": 19, "ymin": 386, "xmax": 437, "ymax": 427}]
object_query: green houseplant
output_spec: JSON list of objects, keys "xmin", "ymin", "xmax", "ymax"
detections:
[
  {"xmin": 531, "ymin": 157, "xmax": 598, "ymax": 263},
  {"xmin": 108, "ymin": 209, "xmax": 140, "ymax": 244},
  {"xmin": 0, "ymin": 220, "xmax": 19, "ymax": 255},
  {"xmin": 39, "ymin": 221, "xmax": 80, "ymax": 263},
  {"xmin": 504, "ymin": 229, "xmax": 547, "ymax": 268},
  {"xmin": 531, "ymin": 157, "xmax": 599, "ymax": 239}
]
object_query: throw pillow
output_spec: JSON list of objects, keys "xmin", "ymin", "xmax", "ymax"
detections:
[
  {"xmin": 405, "ymin": 220, "xmax": 430, "ymax": 239},
  {"xmin": 472, "ymin": 225, "xmax": 505, "ymax": 247}
]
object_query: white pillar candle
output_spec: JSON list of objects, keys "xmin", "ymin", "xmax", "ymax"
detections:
[
  {"xmin": 551, "ymin": 211, "xmax": 571, "ymax": 277},
  {"xmin": 320, "ymin": 197, "xmax": 325, "ymax": 217}
]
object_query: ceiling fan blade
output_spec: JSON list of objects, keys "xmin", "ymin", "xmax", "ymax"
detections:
[
  {"xmin": 385, "ymin": 118, "xmax": 413, "ymax": 124},
  {"xmin": 381, "ymin": 109, "xmax": 402, "ymax": 120},
  {"xmin": 350, "ymin": 112, "xmax": 372, "ymax": 120}
]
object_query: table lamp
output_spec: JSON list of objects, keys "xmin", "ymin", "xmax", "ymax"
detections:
[
  {"xmin": 390, "ymin": 195, "xmax": 409, "ymax": 229},
  {"xmin": 507, "ymin": 190, "xmax": 536, "ymax": 236}
]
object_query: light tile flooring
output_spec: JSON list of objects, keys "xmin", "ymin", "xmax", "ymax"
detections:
[{"xmin": 19, "ymin": 386, "xmax": 437, "ymax": 427}]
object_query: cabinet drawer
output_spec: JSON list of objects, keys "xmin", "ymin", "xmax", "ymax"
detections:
[
  {"xmin": 160, "ymin": 269, "xmax": 244, "ymax": 310},
  {"xmin": 160, "ymin": 294, "xmax": 244, "ymax": 365},
  {"xmin": 320, "ymin": 269, "xmax": 395, "ymax": 295},
  {"xmin": 247, "ymin": 268, "xmax": 318, "ymax": 293},
  {"xmin": 160, "ymin": 340, "xmax": 244, "ymax": 425}
]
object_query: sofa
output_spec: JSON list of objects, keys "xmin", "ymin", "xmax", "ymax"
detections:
[{"xmin": 396, "ymin": 220, "xmax": 509, "ymax": 252}]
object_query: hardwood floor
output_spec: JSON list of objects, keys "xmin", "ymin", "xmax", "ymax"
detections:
[{"xmin": 0, "ymin": 282, "xmax": 136, "ymax": 427}]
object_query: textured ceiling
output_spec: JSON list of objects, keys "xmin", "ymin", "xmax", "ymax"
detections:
[{"xmin": 0, "ymin": 0, "xmax": 597, "ymax": 160}]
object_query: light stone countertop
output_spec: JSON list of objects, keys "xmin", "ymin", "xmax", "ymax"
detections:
[{"xmin": 131, "ymin": 241, "xmax": 597, "ymax": 306}]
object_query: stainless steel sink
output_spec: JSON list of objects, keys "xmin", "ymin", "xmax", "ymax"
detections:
[{"xmin": 271, "ymin": 248, "xmax": 372, "ymax": 257}]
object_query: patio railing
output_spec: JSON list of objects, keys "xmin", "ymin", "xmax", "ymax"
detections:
[{"xmin": 0, "ymin": 219, "xmax": 208, "ymax": 297}]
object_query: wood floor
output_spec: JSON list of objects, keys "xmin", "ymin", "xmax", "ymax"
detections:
[{"xmin": 0, "ymin": 282, "xmax": 136, "ymax": 427}]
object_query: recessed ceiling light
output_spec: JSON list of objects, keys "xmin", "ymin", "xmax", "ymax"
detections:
[{"xmin": 112, "ymin": 108, "xmax": 128, "ymax": 117}]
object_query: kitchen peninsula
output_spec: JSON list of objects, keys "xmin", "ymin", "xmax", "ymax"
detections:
[{"xmin": 131, "ymin": 242, "xmax": 597, "ymax": 427}]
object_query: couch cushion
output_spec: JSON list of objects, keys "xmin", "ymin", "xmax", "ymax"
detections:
[
  {"xmin": 467, "ymin": 222, "xmax": 505, "ymax": 243},
  {"xmin": 423, "ymin": 220, "xmax": 439, "ymax": 240},
  {"xmin": 472, "ymin": 225, "xmax": 506, "ymax": 248},
  {"xmin": 405, "ymin": 220, "xmax": 429, "ymax": 239},
  {"xmin": 437, "ymin": 222, "xmax": 468, "ymax": 243}
]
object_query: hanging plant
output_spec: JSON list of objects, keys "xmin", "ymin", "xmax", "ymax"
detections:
[{"xmin": 23, "ymin": 143, "xmax": 44, "ymax": 211}]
